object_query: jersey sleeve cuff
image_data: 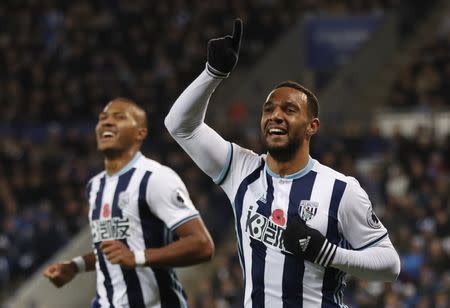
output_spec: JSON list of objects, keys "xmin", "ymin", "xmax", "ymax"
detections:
[
  {"xmin": 353, "ymin": 232, "xmax": 388, "ymax": 251},
  {"xmin": 213, "ymin": 143, "xmax": 233, "ymax": 185},
  {"xmin": 206, "ymin": 63, "xmax": 230, "ymax": 79},
  {"xmin": 168, "ymin": 213, "xmax": 200, "ymax": 231}
]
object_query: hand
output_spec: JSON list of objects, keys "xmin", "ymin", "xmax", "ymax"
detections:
[
  {"xmin": 43, "ymin": 262, "xmax": 78, "ymax": 288},
  {"xmin": 100, "ymin": 240, "xmax": 136, "ymax": 268},
  {"xmin": 207, "ymin": 18, "xmax": 243, "ymax": 78},
  {"xmin": 283, "ymin": 218, "xmax": 337, "ymax": 267}
]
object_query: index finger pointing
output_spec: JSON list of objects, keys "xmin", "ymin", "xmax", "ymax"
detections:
[{"xmin": 231, "ymin": 18, "xmax": 243, "ymax": 51}]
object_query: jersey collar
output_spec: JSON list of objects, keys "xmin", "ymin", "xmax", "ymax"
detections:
[
  {"xmin": 265, "ymin": 156, "xmax": 314, "ymax": 180},
  {"xmin": 106, "ymin": 151, "xmax": 142, "ymax": 178}
]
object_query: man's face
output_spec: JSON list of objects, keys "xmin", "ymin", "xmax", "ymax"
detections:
[
  {"xmin": 260, "ymin": 87, "xmax": 311, "ymax": 161},
  {"xmin": 95, "ymin": 101, "xmax": 143, "ymax": 154}
]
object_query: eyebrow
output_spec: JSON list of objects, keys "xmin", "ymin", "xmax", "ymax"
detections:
[
  {"xmin": 263, "ymin": 100, "xmax": 299, "ymax": 108},
  {"xmin": 100, "ymin": 111, "xmax": 126, "ymax": 115}
]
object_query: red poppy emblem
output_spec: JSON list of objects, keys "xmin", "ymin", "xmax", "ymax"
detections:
[
  {"xmin": 102, "ymin": 203, "xmax": 110, "ymax": 218},
  {"xmin": 272, "ymin": 209, "xmax": 285, "ymax": 226}
]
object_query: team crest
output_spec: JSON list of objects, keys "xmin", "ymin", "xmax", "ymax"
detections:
[
  {"xmin": 118, "ymin": 191, "xmax": 130, "ymax": 209},
  {"xmin": 298, "ymin": 200, "xmax": 319, "ymax": 221}
]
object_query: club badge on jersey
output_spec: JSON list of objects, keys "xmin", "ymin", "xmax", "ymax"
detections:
[{"xmin": 298, "ymin": 200, "xmax": 319, "ymax": 222}]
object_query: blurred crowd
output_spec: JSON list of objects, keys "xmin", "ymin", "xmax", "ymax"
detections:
[
  {"xmin": 0, "ymin": 1, "xmax": 448, "ymax": 307},
  {"xmin": 388, "ymin": 23, "xmax": 450, "ymax": 109}
]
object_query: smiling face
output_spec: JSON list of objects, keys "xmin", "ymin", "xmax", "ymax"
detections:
[
  {"xmin": 95, "ymin": 99, "xmax": 147, "ymax": 157},
  {"xmin": 260, "ymin": 87, "xmax": 318, "ymax": 162}
]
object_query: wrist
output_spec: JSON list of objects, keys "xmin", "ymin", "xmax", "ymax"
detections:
[
  {"xmin": 134, "ymin": 250, "xmax": 146, "ymax": 267},
  {"xmin": 206, "ymin": 63, "xmax": 230, "ymax": 79},
  {"xmin": 71, "ymin": 256, "xmax": 86, "ymax": 273},
  {"xmin": 313, "ymin": 240, "xmax": 337, "ymax": 267}
]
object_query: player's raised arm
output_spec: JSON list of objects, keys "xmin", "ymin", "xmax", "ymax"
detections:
[{"xmin": 165, "ymin": 19, "xmax": 243, "ymax": 182}]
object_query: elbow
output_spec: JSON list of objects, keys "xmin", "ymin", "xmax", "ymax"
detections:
[
  {"xmin": 164, "ymin": 114, "xmax": 191, "ymax": 139},
  {"xmin": 196, "ymin": 235, "xmax": 215, "ymax": 263},
  {"xmin": 382, "ymin": 251, "xmax": 401, "ymax": 282},
  {"xmin": 164, "ymin": 115, "xmax": 175, "ymax": 135},
  {"xmin": 390, "ymin": 252, "xmax": 401, "ymax": 281}
]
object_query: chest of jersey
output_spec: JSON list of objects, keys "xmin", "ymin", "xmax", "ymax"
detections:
[
  {"xmin": 88, "ymin": 171, "xmax": 145, "ymax": 243},
  {"xmin": 240, "ymin": 170, "xmax": 340, "ymax": 252}
]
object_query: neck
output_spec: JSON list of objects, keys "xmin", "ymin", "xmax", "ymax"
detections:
[
  {"xmin": 104, "ymin": 148, "xmax": 139, "ymax": 176},
  {"xmin": 266, "ymin": 144, "xmax": 310, "ymax": 177}
]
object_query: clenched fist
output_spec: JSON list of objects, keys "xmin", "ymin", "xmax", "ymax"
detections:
[
  {"xmin": 100, "ymin": 240, "xmax": 137, "ymax": 268},
  {"xmin": 43, "ymin": 261, "xmax": 78, "ymax": 288}
]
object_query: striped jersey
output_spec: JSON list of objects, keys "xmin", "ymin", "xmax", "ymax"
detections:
[
  {"xmin": 86, "ymin": 152, "xmax": 199, "ymax": 308},
  {"xmin": 217, "ymin": 143, "xmax": 388, "ymax": 308}
]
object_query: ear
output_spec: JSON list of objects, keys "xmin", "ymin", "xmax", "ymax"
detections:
[
  {"xmin": 136, "ymin": 128, "xmax": 148, "ymax": 142},
  {"xmin": 306, "ymin": 118, "xmax": 320, "ymax": 137}
]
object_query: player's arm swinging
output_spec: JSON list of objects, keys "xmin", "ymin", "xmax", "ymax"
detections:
[
  {"xmin": 100, "ymin": 218, "xmax": 214, "ymax": 268},
  {"xmin": 43, "ymin": 252, "xmax": 96, "ymax": 288}
]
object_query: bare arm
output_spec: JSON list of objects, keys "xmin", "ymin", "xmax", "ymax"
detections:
[
  {"xmin": 43, "ymin": 251, "xmax": 96, "ymax": 288},
  {"xmin": 146, "ymin": 217, "xmax": 214, "ymax": 267},
  {"xmin": 100, "ymin": 217, "xmax": 214, "ymax": 268}
]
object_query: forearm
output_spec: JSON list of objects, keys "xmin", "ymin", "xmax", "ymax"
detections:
[
  {"xmin": 145, "ymin": 235, "xmax": 213, "ymax": 268},
  {"xmin": 71, "ymin": 251, "xmax": 96, "ymax": 273},
  {"xmin": 331, "ymin": 242, "xmax": 400, "ymax": 281},
  {"xmin": 164, "ymin": 68, "xmax": 222, "ymax": 138},
  {"xmin": 164, "ymin": 69, "xmax": 230, "ymax": 180}
]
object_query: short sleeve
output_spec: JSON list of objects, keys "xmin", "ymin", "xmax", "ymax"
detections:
[
  {"xmin": 146, "ymin": 166, "xmax": 199, "ymax": 230},
  {"xmin": 338, "ymin": 178, "xmax": 388, "ymax": 250}
]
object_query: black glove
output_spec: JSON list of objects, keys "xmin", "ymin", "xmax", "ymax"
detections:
[
  {"xmin": 283, "ymin": 218, "xmax": 337, "ymax": 267},
  {"xmin": 207, "ymin": 19, "xmax": 243, "ymax": 78}
]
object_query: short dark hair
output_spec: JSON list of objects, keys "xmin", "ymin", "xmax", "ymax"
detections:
[
  {"xmin": 274, "ymin": 81, "xmax": 319, "ymax": 118},
  {"xmin": 111, "ymin": 97, "xmax": 148, "ymax": 129}
]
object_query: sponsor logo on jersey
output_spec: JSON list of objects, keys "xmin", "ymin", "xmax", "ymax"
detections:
[
  {"xmin": 298, "ymin": 200, "xmax": 318, "ymax": 221},
  {"xmin": 91, "ymin": 217, "xmax": 131, "ymax": 243},
  {"xmin": 366, "ymin": 207, "xmax": 382, "ymax": 229},
  {"xmin": 245, "ymin": 205, "xmax": 286, "ymax": 251}
]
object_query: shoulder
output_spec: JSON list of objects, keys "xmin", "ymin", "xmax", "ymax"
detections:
[
  {"xmin": 312, "ymin": 159, "xmax": 367, "ymax": 204},
  {"xmin": 87, "ymin": 170, "xmax": 106, "ymax": 186},
  {"xmin": 135, "ymin": 156, "xmax": 184, "ymax": 187},
  {"xmin": 230, "ymin": 142, "xmax": 264, "ymax": 171},
  {"xmin": 226, "ymin": 142, "xmax": 264, "ymax": 179},
  {"xmin": 312, "ymin": 159, "xmax": 361, "ymax": 187},
  {"xmin": 231, "ymin": 142, "xmax": 260, "ymax": 159},
  {"xmin": 314, "ymin": 162, "xmax": 370, "ymax": 212}
]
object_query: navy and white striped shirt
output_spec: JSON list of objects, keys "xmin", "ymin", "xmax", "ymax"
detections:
[
  {"xmin": 86, "ymin": 152, "xmax": 199, "ymax": 308},
  {"xmin": 217, "ymin": 143, "xmax": 387, "ymax": 307}
]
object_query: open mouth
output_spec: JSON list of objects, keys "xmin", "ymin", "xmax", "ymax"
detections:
[
  {"xmin": 268, "ymin": 128, "xmax": 287, "ymax": 136},
  {"xmin": 100, "ymin": 131, "xmax": 116, "ymax": 141}
]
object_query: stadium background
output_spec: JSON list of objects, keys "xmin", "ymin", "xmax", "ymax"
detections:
[{"xmin": 1, "ymin": 0, "xmax": 449, "ymax": 307}]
